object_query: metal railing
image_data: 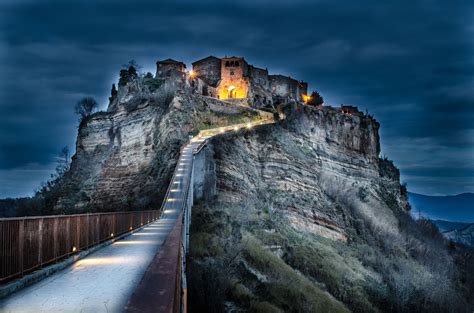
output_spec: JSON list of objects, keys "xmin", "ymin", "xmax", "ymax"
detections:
[{"xmin": 0, "ymin": 210, "xmax": 160, "ymax": 283}]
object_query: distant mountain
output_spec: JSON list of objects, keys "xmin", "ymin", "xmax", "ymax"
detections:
[
  {"xmin": 431, "ymin": 219, "xmax": 472, "ymax": 232},
  {"xmin": 408, "ymin": 192, "xmax": 474, "ymax": 222}
]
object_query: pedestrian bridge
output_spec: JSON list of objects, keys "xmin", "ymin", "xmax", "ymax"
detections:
[{"xmin": 0, "ymin": 117, "xmax": 274, "ymax": 313}]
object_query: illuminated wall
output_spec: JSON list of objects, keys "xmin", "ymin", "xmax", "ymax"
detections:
[{"xmin": 216, "ymin": 57, "xmax": 249, "ymax": 100}]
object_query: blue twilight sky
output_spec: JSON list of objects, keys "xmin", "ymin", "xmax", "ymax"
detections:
[{"xmin": 0, "ymin": 0, "xmax": 473, "ymax": 198}]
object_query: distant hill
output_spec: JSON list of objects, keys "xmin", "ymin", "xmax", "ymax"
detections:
[
  {"xmin": 431, "ymin": 219, "xmax": 472, "ymax": 232},
  {"xmin": 408, "ymin": 192, "xmax": 474, "ymax": 222}
]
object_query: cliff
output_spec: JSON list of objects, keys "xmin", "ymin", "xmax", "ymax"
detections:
[
  {"xmin": 188, "ymin": 105, "xmax": 473, "ymax": 312},
  {"xmin": 55, "ymin": 76, "xmax": 266, "ymax": 212}
]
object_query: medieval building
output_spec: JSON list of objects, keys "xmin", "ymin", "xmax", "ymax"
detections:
[
  {"xmin": 156, "ymin": 58, "xmax": 186, "ymax": 78},
  {"xmin": 156, "ymin": 56, "xmax": 308, "ymax": 107}
]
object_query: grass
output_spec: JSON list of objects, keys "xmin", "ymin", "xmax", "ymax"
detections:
[{"xmin": 242, "ymin": 235, "xmax": 350, "ymax": 313}]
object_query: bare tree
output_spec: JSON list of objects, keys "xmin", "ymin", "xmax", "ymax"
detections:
[
  {"xmin": 75, "ymin": 97, "xmax": 98, "ymax": 121},
  {"xmin": 55, "ymin": 146, "xmax": 71, "ymax": 177}
]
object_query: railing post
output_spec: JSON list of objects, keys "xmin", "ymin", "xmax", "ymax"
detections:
[
  {"xmin": 77, "ymin": 216, "xmax": 81, "ymax": 252},
  {"xmin": 38, "ymin": 218, "xmax": 43, "ymax": 267},
  {"xmin": 86, "ymin": 214, "xmax": 90, "ymax": 249},
  {"xmin": 18, "ymin": 219, "xmax": 24, "ymax": 276},
  {"xmin": 53, "ymin": 217, "xmax": 59, "ymax": 261},
  {"xmin": 66, "ymin": 217, "xmax": 70, "ymax": 255}
]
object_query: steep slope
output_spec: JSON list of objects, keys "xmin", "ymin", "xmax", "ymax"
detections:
[{"xmin": 189, "ymin": 105, "xmax": 473, "ymax": 312}]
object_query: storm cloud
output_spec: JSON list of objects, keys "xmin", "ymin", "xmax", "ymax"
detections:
[{"xmin": 0, "ymin": 0, "xmax": 473, "ymax": 197}]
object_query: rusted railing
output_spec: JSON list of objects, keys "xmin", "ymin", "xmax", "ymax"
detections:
[{"xmin": 0, "ymin": 210, "xmax": 160, "ymax": 284}]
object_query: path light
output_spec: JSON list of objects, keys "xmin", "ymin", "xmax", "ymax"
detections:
[
  {"xmin": 72, "ymin": 246, "xmax": 77, "ymax": 253},
  {"xmin": 110, "ymin": 233, "xmax": 114, "ymax": 237},
  {"xmin": 129, "ymin": 226, "xmax": 133, "ymax": 230}
]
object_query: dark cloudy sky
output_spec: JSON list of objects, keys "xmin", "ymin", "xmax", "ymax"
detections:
[{"xmin": 0, "ymin": 0, "xmax": 473, "ymax": 198}]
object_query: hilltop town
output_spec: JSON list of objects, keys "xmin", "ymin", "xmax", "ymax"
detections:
[{"xmin": 156, "ymin": 56, "xmax": 308, "ymax": 108}]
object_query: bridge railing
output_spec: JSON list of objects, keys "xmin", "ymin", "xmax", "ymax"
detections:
[{"xmin": 0, "ymin": 210, "xmax": 160, "ymax": 284}]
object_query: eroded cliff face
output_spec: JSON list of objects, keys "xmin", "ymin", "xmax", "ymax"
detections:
[
  {"xmin": 189, "ymin": 105, "xmax": 472, "ymax": 313},
  {"xmin": 56, "ymin": 78, "xmax": 263, "ymax": 212},
  {"xmin": 208, "ymin": 106, "xmax": 405, "ymax": 242}
]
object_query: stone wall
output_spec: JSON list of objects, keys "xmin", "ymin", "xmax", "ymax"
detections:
[{"xmin": 192, "ymin": 56, "xmax": 221, "ymax": 87}]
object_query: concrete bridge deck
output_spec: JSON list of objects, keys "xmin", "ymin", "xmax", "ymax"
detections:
[{"xmin": 0, "ymin": 140, "xmax": 202, "ymax": 313}]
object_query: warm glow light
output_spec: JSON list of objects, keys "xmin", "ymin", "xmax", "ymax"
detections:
[
  {"xmin": 72, "ymin": 246, "xmax": 77, "ymax": 252},
  {"xmin": 114, "ymin": 240, "xmax": 160, "ymax": 245},
  {"xmin": 167, "ymin": 198, "xmax": 180, "ymax": 202},
  {"xmin": 132, "ymin": 232, "xmax": 163, "ymax": 236},
  {"xmin": 129, "ymin": 226, "xmax": 133, "ymax": 230},
  {"xmin": 75, "ymin": 256, "xmax": 142, "ymax": 267},
  {"xmin": 220, "ymin": 128, "xmax": 225, "ymax": 133},
  {"xmin": 170, "ymin": 189, "xmax": 181, "ymax": 192},
  {"xmin": 246, "ymin": 123, "xmax": 252, "ymax": 129},
  {"xmin": 234, "ymin": 126, "xmax": 239, "ymax": 131},
  {"xmin": 189, "ymin": 70, "xmax": 195, "ymax": 78},
  {"xmin": 110, "ymin": 233, "xmax": 114, "ymax": 237},
  {"xmin": 303, "ymin": 94, "xmax": 311, "ymax": 104}
]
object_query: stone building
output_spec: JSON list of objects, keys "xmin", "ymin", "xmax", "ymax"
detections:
[
  {"xmin": 192, "ymin": 56, "xmax": 221, "ymax": 87},
  {"xmin": 156, "ymin": 58, "xmax": 186, "ymax": 78},
  {"xmin": 216, "ymin": 57, "xmax": 250, "ymax": 100},
  {"xmin": 190, "ymin": 55, "xmax": 309, "ymax": 106}
]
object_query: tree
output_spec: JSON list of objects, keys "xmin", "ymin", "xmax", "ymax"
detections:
[
  {"xmin": 55, "ymin": 146, "xmax": 71, "ymax": 177},
  {"xmin": 75, "ymin": 97, "xmax": 98, "ymax": 120},
  {"xmin": 122, "ymin": 59, "xmax": 142, "ymax": 72},
  {"xmin": 109, "ymin": 84, "xmax": 118, "ymax": 103},
  {"xmin": 119, "ymin": 66, "xmax": 138, "ymax": 86},
  {"xmin": 307, "ymin": 90, "xmax": 324, "ymax": 106}
]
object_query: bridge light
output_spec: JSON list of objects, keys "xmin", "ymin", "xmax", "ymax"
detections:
[
  {"xmin": 72, "ymin": 246, "xmax": 77, "ymax": 252},
  {"xmin": 110, "ymin": 233, "xmax": 114, "ymax": 237},
  {"xmin": 129, "ymin": 226, "xmax": 133, "ymax": 230}
]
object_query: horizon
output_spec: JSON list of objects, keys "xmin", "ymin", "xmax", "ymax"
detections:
[{"xmin": 1, "ymin": 0, "xmax": 473, "ymax": 198}]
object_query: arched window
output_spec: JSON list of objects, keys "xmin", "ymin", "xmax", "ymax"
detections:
[
  {"xmin": 225, "ymin": 61, "xmax": 230, "ymax": 67},
  {"xmin": 235, "ymin": 61, "xmax": 240, "ymax": 67}
]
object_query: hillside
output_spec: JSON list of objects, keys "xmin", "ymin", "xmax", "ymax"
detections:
[{"xmin": 188, "ymin": 105, "xmax": 474, "ymax": 312}]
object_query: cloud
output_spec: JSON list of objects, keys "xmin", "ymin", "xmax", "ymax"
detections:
[{"xmin": 0, "ymin": 0, "xmax": 473, "ymax": 197}]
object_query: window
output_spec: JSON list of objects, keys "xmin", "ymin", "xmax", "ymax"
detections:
[
  {"xmin": 225, "ymin": 61, "xmax": 230, "ymax": 67},
  {"xmin": 235, "ymin": 61, "xmax": 240, "ymax": 67}
]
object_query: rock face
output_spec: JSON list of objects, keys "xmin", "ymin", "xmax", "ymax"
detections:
[
  {"xmin": 189, "ymin": 105, "xmax": 473, "ymax": 312},
  {"xmin": 56, "ymin": 76, "xmax": 264, "ymax": 212}
]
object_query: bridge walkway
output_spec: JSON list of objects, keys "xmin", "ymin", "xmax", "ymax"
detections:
[{"xmin": 0, "ymin": 140, "xmax": 204, "ymax": 313}]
